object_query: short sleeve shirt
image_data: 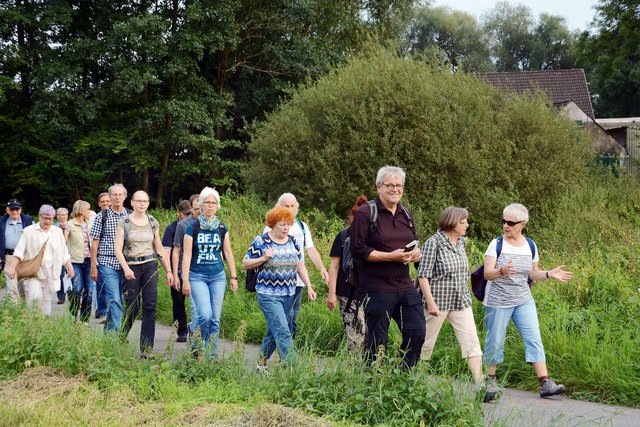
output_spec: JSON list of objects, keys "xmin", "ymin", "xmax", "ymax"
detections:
[
  {"xmin": 417, "ymin": 230, "xmax": 472, "ymax": 311},
  {"xmin": 185, "ymin": 222, "xmax": 227, "ymax": 276},
  {"xmin": 264, "ymin": 218, "xmax": 313, "ymax": 287},
  {"xmin": 329, "ymin": 228, "xmax": 352, "ymax": 298},
  {"xmin": 245, "ymin": 233, "xmax": 301, "ymax": 296},
  {"xmin": 484, "ymin": 238, "xmax": 539, "ymax": 308},
  {"xmin": 89, "ymin": 208, "xmax": 130, "ymax": 270}
]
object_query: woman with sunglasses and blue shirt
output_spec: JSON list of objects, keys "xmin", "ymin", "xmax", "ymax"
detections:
[{"xmin": 482, "ymin": 203, "xmax": 573, "ymax": 401}]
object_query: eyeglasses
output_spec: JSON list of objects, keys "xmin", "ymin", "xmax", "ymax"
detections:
[
  {"xmin": 502, "ymin": 218, "xmax": 524, "ymax": 227},
  {"xmin": 202, "ymin": 201, "xmax": 218, "ymax": 205},
  {"xmin": 8, "ymin": 207, "xmax": 20, "ymax": 211},
  {"xmin": 132, "ymin": 200, "xmax": 149, "ymax": 203},
  {"xmin": 380, "ymin": 183, "xmax": 404, "ymax": 190}
]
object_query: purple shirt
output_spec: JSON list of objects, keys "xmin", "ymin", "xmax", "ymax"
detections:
[{"xmin": 349, "ymin": 197, "xmax": 417, "ymax": 292}]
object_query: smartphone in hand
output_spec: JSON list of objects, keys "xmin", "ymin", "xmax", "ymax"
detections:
[{"xmin": 404, "ymin": 240, "xmax": 419, "ymax": 252}]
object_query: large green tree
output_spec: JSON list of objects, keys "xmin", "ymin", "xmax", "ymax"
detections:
[
  {"xmin": 403, "ymin": 4, "xmax": 493, "ymax": 72},
  {"xmin": 576, "ymin": 0, "xmax": 640, "ymax": 117},
  {"xmin": 0, "ymin": 0, "xmax": 414, "ymax": 209},
  {"xmin": 482, "ymin": 1, "xmax": 576, "ymax": 71},
  {"xmin": 246, "ymin": 48, "xmax": 593, "ymax": 238}
]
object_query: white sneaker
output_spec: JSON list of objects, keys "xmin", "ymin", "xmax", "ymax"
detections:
[{"xmin": 255, "ymin": 362, "xmax": 269, "ymax": 375}]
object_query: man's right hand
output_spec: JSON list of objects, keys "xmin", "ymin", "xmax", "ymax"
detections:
[{"xmin": 90, "ymin": 266, "xmax": 98, "ymax": 282}]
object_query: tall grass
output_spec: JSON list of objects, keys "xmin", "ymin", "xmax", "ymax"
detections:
[{"xmin": 0, "ymin": 302, "xmax": 482, "ymax": 426}]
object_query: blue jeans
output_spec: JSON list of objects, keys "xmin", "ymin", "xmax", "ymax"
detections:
[
  {"xmin": 263, "ymin": 286, "xmax": 302, "ymax": 359},
  {"xmin": 70, "ymin": 258, "xmax": 95, "ymax": 321},
  {"xmin": 258, "ymin": 292, "xmax": 296, "ymax": 362},
  {"xmin": 483, "ymin": 299, "xmax": 546, "ymax": 365},
  {"xmin": 97, "ymin": 265, "xmax": 123, "ymax": 333},
  {"xmin": 95, "ymin": 265, "xmax": 110, "ymax": 317},
  {"xmin": 189, "ymin": 270, "xmax": 226, "ymax": 356}
]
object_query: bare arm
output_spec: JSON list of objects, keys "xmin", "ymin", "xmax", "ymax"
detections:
[
  {"xmin": 417, "ymin": 277, "xmax": 439, "ymax": 317},
  {"xmin": 305, "ymin": 246, "xmax": 329, "ymax": 283},
  {"xmin": 222, "ymin": 232, "xmax": 238, "ymax": 293},
  {"xmin": 114, "ymin": 227, "xmax": 134, "ymax": 280},
  {"xmin": 530, "ymin": 262, "xmax": 573, "ymax": 282},
  {"xmin": 90, "ymin": 238, "xmax": 100, "ymax": 281},
  {"xmin": 154, "ymin": 229, "xmax": 173, "ymax": 287},
  {"xmin": 296, "ymin": 261, "xmax": 316, "ymax": 301},
  {"xmin": 181, "ymin": 235, "xmax": 193, "ymax": 296},
  {"xmin": 326, "ymin": 256, "xmax": 340, "ymax": 310}
]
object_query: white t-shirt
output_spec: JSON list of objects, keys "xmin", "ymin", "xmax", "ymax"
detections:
[
  {"xmin": 484, "ymin": 238, "xmax": 539, "ymax": 308},
  {"xmin": 264, "ymin": 219, "xmax": 314, "ymax": 287}
]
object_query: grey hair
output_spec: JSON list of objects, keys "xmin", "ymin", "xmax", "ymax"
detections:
[
  {"xmin": 198, "ymin": 187, "xmax": 220, "ymax": 209},
  {"xmin": 376, "ymin": 165, "xmax": 406, "ymax": 186},
  {"xmin": 108, "ymin": 183, "xmax": 127, "ymax": 198},
  {"xmin": 276, "ymin": 193, "xmax": 299, "ymax": 216},
  {"xmin": 56, "ymin": 207, "xmax": 68, "ymax": 215},
  {"xmin": 503, "ymin": 203, "xmax": 529, "ymax": 223},
  {"xmin": 39, "ymin": 204, "xmax": 55, "ymax": 216}
]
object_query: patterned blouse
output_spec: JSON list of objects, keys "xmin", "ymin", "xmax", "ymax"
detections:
[
  {"xmin": 245, "ymin": 232, "xmax": 302, "ymax": 296},
  {"xmin": 417, "ymin": 230, "xmax": 472, "ymax": 311}
]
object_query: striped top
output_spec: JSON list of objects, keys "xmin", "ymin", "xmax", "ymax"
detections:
[
  {"xmin": 245, "ymin": 232, "xmax": 302, "ymax": 296},
  {"xmin": 484, "ymin": 238, "xmax": 539, "ymax": 308}
]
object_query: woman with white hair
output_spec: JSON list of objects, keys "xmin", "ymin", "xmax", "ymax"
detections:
[
  {"xmin": 482, "ymin": 203, "xmax": 573, "ymax": 400},
  {"xmin": 67, "ymin": 200, "xmax": 95, "ymax": 322},
  {"xmin": 6, "ymin": 205, "xmax": 74, "ymax": 315},
  {"xmin": 182, "ymin": 187, "xmax": 238, "ymax": 358}
]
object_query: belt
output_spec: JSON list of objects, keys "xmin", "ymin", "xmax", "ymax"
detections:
[
  {"xmin": 5, "ymin": 249, "xmax": 14, "ymax": 255},
  {"xmin": 125, "ymin": 253, "xmax": 157, "ymax": 263}
]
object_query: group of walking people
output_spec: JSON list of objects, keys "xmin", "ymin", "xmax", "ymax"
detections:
[{"xmin": 2, "ymin": 164, "xmax": 573, "ymax": 402}]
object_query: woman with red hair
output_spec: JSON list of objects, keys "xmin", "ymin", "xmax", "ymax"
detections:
[{"xmin": 242, "ymin": 206, "xmax": 313, "ymax": 371}]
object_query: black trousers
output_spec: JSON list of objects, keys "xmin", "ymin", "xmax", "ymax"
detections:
[
  {"xmin": 364, "ymin": 288, "xmax": 426, "ymax": 370},
  {"xmin": 121, "ymin": 261, "xmax": 158, "ymax": 352},
  {"xmin": 171, "ymin": 278, "xmax": 188, "ymax": 336}
]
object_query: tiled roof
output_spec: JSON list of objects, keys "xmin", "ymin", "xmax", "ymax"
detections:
[{"xmin": 477, "ymin": 69, "xmax": 594, "ymax": 119}]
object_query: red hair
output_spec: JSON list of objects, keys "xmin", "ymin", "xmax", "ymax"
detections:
[
  {"xmin": 348, "ymin": 195, "xmax": 368, "ymax": 225},
  {"xmin": 265, "ymin": 206, "xmax": 296, "ymax": 228}
]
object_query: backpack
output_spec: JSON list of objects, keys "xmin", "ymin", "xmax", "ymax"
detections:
[
  {"xmin": 122, "ymin": 214, "xmax": 158, "ymax": 261},
  {"xmin": 295, "ymin": 218, "xmax": 307, "ymax": 247},
  {"xmin": 245, "ymin": 233, "xmax": 273, "ymax": 292},
  {"xmin": 470, "ymin": 236, "xmax": 536, "ymax": 302},
  {"xmin": 342, "ymin": 200, "xmax": 416, "ymax": 311},
  {"xmin": 99, "ymin": 207, "xmax": 132, "ymax": 240}
]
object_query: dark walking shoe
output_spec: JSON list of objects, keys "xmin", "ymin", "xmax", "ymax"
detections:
[
  {"xmin": 539, "ymin": 379, "xmax": 565, "ymax": 397},
  {"xmin": 480, "ymin": 377, "xmax": 501, "ymax": 403},
  {"xmin": 176, "ymin": 334, "xmax": 187, "ymax": 343}
]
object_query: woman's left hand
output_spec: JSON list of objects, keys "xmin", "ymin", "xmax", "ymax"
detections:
[
  {"xmin": 66, "ymin": 268, "xmax": 75, "ymax": 280},
  {"xmin": 307, "ymin": 285, "xmax": 317, "ymax": 301},
  {"xmin": 166, "ymin": 272, "xmax": 174, "ymax": 287},
  {"xmin": 549, "ymin": 265, "xmax": 573, "ymax": 282},
  {"xmin": 229, "ymin": 277, "xmax": 238, "ymax": 293}
]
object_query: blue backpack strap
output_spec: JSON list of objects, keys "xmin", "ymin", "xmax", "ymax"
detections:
[
  {"xmin": 496, "ymin": 236, "xmax": 503, "ymax": 258},
  {"xmin": 295, "ymin": 218, "xmax": 306, "ymax": 247},
  {"xmin": 525, "ymin": 237, "xmax": 536, "ymax": 259}
]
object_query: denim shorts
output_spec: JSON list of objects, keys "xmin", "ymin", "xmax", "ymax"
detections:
[{"xmin": 483, "ymin": 299, "xmax": 546, "ymax": 365}]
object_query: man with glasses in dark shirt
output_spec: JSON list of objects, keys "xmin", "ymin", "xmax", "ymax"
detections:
[{"xmin": 350, "ymin": 165, "xmax": 425, "ymax": 369}]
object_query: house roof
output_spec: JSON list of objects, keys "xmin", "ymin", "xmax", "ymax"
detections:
[{"xmin": 477, "ymin": 69, "xmax": 594, "ymax": 119}]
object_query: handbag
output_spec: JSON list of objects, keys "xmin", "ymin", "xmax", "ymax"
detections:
[{"xmin": 16, "ymin": 238, "xmax": 49, "ymax": 280}]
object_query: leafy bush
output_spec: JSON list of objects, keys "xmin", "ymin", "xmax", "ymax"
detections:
[{"xmin": 246, "ymin": 47, "xmax": 594, "ymax": 238}]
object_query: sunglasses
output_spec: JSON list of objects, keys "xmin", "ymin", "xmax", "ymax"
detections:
[{"xmin": 502, "ymin": 218, "xmax": 524, "ymax": 227}]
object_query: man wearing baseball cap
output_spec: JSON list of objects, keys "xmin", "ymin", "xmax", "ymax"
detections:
[{"xmin": 1, "ymin": 199, "xmax": 34, "ymax": 302}]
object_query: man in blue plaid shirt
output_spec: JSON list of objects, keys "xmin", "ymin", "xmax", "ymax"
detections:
[{"xmin": 90, "ymin": 183, "xmax": 130, "ymax": 332}]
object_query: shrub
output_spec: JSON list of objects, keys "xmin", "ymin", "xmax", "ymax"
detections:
[{"xmin": 246, "ymin": 47, "xmax": 593, "ymax": 238}]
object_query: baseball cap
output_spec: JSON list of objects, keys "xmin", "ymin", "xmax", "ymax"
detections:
[
  {"xmin": 177, "ymin": 200, "xmax": 191, "ymax": 215},
  {"xmin": 7, "ymin": 199, "xmax": 22, "ymax": 209}
]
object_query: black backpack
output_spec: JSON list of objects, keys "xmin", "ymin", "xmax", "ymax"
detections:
[{"xmin": 245, "ymin": 233, "xmax": 272, "ymax": 292}]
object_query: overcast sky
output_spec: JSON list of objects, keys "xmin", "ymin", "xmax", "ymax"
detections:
[{"xmin": 432, "ymin": 0, "xmax": 600, "ymax": 32}]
